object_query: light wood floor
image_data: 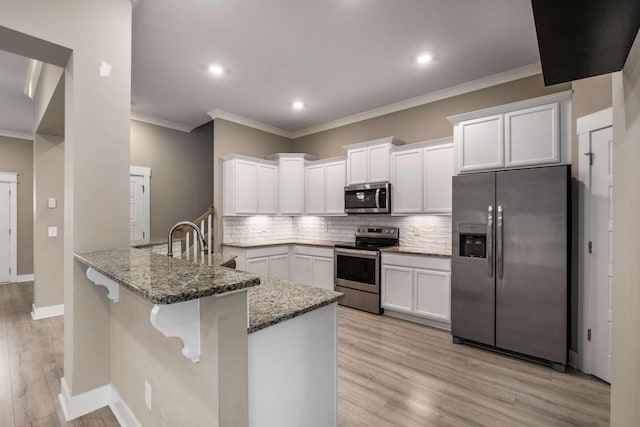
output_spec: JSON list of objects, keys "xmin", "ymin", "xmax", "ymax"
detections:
[
  {"xmin": 1, "ymin": 283, "xmax": 610, "ymax": 426},
  {"xmin": 337, "ymin": 306, "xmax": 610, "ymax": 427}
]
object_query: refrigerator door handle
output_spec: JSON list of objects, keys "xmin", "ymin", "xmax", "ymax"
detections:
[
  {"xmin": 497, "ymin": 205, "xmax": 504, "ymax": 279},
  {"xmin": 487, "ymin": 205, "xmax": 494, "ymax": 277}
]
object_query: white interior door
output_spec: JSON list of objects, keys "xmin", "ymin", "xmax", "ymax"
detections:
[
  {"xmin": 0, "ymin": 182, "xmax": 10, "ymax": 283},
  {"xmin": 130, "ymin": 166, "xmax": 151, "ymax": 241},
  {"xmin": 588, "ymin": 126, "xmax": 614, "ymax": 383}
]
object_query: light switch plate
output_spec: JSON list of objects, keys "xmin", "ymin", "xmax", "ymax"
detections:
[
  {"xmin": 48, "ymin": 226, "xmax": 57, "ymax": 237},
  {"xmin": 47, "ymin": 198, "xmax": 57, "ymax": 209}
]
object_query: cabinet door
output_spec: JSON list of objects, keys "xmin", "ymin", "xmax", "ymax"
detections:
[
  {"xmin": 325, "ymin": 161, "xmax": 346, "ymax": 215},
  {"xmin": 269, "ymin": 254, "xmax": 289, "ymax": 280},
  {"xmin": 414, "ymin": 269, "xmax": 450, "ymax": 323},
  {"xmin": 257, "ymin": 163, "xmax": 278, "ymax": 214},
  {"xmin": 504, "ymin": 102, "xmax": 560, "ymax": 168},
  {"xmin": 347, "ymin": 148, "xmax": 368, "ymax": 185},
  {"xmin": 293, "ymin": 254, "xmax": 313, "ymax": 286},
  {"xmin": 423, "ymin": 144, "xmax": 454, "ymax": 214},
  {"xmin": 391, "ymin": 149, "xmax": 423, "ymax": 214},
  {"xmin": 279, "ymin": 158, "xmax": 305, "ymax": 215},
  {"xmin": 458, "ymin": 114, "xmax": 504, "ymax": 172},
  {"xmin": 234, "ymin": 160, "xmax": 258, "ymax": 214},
  {"xmin": 368, "ymin": 144, "xmax": 390, "ymax": 182},
  {"xmin": 305, "ymin": 164, "xmax": 326, "ymax": 214},
  {"xmin": 312, "ymin": 257, "xmax": 334, "ymax": 291},
  {"xmin": 381, "ymin": 265, "xmax": 413, "ymax": 313},
  {"xmin": 246, "ymin": 256, "xmax": 269, "ymax": 277}
]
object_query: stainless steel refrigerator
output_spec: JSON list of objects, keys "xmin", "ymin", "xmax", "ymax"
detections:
[{"xmin": 451, "ymin": 165, "xmax": 570, "ymax": 371}]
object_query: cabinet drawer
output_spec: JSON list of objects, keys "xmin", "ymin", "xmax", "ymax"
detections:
[
  {"xmin": 382, "ymin": 253, "xmax": 450, "ymax": 271},
  {"xmin": 246, "ymin": 245, "xmax": 289, "ymax": 258},
  {"xmin": 293, "ymin": 245, "xmax": 334, "ymax": 258}
]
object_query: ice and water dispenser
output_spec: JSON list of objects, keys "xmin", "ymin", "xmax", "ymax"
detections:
[{"xmin": 459, "ymin": 224, "xmax": 487, "ymax": 258}]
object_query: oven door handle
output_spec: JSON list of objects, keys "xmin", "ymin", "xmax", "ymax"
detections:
[
  {"xmin": 375, "ymin": 189, "xmax": 381, "ymax": 208},
  {"xmin": 335, "ymin": 248, "xmax": 379, "ymax": 258}
]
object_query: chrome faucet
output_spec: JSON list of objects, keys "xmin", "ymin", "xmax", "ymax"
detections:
[{"xmin": 167, "ymin": 221, "xmax": 207, "ymax": 257}]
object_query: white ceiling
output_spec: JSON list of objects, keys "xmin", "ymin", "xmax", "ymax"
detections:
[
  {"xmin": 0, "ymin": 0, "xmax": 541, "ymax": 136},
  {"xmin": 0, "ymin": 49, "xmax": 33, "ymax": 135},
  {"xmin": 131, "ymin": 0, "xmax": 541, "ymax": 133}
]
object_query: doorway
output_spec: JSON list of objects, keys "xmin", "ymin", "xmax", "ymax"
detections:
[
  {"xmin": 578, "ymin": 107, "xmax": 613, "ymax": 383},
  {"xmin": 0, "ymin": 173, "xmax": 17, "ymax": 284},
  {"xmin": 129, "ymin": 166, "xmax": 151, "ymax": 241}
]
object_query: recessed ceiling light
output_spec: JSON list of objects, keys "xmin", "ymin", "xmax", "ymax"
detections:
[
  {"xmin": 208, "ymin": 64, "xmax": 225, "ymax": 76},
  {"xmin": 416, "ymin": 53, "xmax": 433, "ymax": 64},
  {"xmin": 292, "ymin": 101, "xmax": 305, "ymax": 110}
]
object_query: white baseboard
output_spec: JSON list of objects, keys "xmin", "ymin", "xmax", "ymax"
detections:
[
  {"xmin": 383, "ymin": 310, "xmax": 451, "ymax": 331},
  {"xmin": 15, "ymin": 274, "xmax": 34, "ymax": 283},
  {"xmin": 31, "ymin": 303, "xmax": 64, "ymax": 320},
  {"xmin": 59, "ymin": 377, "xmax": 141, "ymax": 427}
]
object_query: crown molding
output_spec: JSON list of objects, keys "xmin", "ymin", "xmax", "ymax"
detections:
[
  {"xmin": 290, "ymin": 62, "xmax": 543, "ymax": 139},
  {"xmin": 207, "ymin": 109, "xmax": 293, "ymax": 138},
  {"xmin": 206, "ymin": 63, "xmax": 542, "ymax": 140},
  {"xmin": 0, "ymin": 129, "xmax": 32, "ymax": 140},
  {"xmin": 130, "ymin": 112, "xmax": 194, "ymax": 133}
]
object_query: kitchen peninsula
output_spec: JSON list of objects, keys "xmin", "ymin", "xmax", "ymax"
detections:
[{"xmin": 72, "ymin": 248, "xmax": 342, "ymax": 427}]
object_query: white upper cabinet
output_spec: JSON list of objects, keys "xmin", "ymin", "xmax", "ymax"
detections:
[
  {"xmin": 423, "ymin": 143, "xmax": 454, "ymax": 214},
  {"xmin": 325, "ymin": 161, "xmax": 346, "ymax": 215},
  {"xmin": 390, "ymin": 138, "xmax": 454, "ymax": 215},
  {"xmin": 304, "ymin": 157, "xmax": 347, "ymax": 216},
  {"xmin": 448, "ymin": 91, "xmax": 572, "ymax": 174},
  {"xmin": 345, "ymin": 137, "xmax": 404, "ymax": 185},
  {"xmin": 457, "ymin": 114, "xmax": 504, "ymax": 173},
  {"xmin": 265, "ymin": 154, "xmax": 317, "ymax": 216},
  {"xmin": 257, "ymin": 163, "xmax": 278, "ymax": 214},
  {"xmin": 504, "ymin": 102, "xmax": 559, "ymax": 168},
  {"xmin": 391, "ymin": 148, "xmax": 423, "ymax": 214},
  {"xmin": 305, "ymin": 164, "xmax": 326, "ymax": 215},
  {"xmin": 222, "ymin": 155, "xmax": 277, "ymax": 216},
  {"xmin": 346, "ymin": 148, "xmax": 368, "ymax": 185}
]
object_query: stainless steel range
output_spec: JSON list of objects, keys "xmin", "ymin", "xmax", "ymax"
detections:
[{"xmin": 334, "ymin": 226, "xmax": 399, "ymax": 314}]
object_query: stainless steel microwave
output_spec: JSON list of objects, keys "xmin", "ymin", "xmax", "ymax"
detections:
[{"xmin": 344, "ymin": 182, "xmax": 391, "ymax": 214}]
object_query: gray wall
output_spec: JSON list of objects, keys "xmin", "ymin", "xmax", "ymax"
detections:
[
  {"xmin": 292, "ymin": 75, "xmax": 571, "ymax": 157},
  {"xmin": 33, "ymin": 133, "xmax": 64, "ymax": 308},
  {"xmin": 212, "ymin": 119, "xmax": 292, "ymax": 251},
  {"xmin": 130, "ymin": 120, "xmax": 213, "ymax": 238},
  {"xmin": 611, "ymin": 30, "xmax": 640, "ymax": 427},
  {"xmin": 0, "ymin": 135, "xmax": 33, "ymax": 275}
]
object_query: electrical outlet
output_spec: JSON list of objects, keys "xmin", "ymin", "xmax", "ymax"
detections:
[
  {"xmin": 144, "ymin": 381, "xmax": 152, "ymax": 410},
  {"xmin": 413, "ymin": 225, "xmax": 420, "ymax": 236}
]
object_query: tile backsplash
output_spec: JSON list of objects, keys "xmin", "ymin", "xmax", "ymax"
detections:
[{"xmin": 223, "ymin": 215, "xmax": 451, "ymax": 252}]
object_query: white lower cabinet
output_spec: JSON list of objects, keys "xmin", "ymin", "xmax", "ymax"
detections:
[
  {"xmin": 293, "ymin": 254, "xmax": 313, "ymax": 285},
  {"xmin": 381, "ymin": 253, "xmax": 451, "ymax": 328},
  {"xmin": 292, "ymin": 246, "xmax": 335, "ymax": 291},
  {"xmin": 223, "ymin": 244, "xmax": 334, "ymax": 290},
  {"xmin": 381, "ymin": 265, "xmax": 413, "ymax": 313}
]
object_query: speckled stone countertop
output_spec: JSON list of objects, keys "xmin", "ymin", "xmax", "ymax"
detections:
[
  {"xmin": 248, "ymin": 278, "xmax": 343, "ymax": 333},
  {"xmin": 379, "ymin": 245, "xmax": 451, "ymax": 257},
  {"xmin": 130, "ymin": 238, "xmax": 170, "ymax": 249},
  {"xmin": 222, "ymin": 239, "xmax": 350, "ymax": 248},
  {"xmin": 74, "ymin": 248, "xmax": 259, "ymax": 304}
]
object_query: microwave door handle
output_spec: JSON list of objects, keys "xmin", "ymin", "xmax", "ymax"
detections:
[{"xmin": 375, "ymin": 189, "xmax": 380, "ymax": 208}]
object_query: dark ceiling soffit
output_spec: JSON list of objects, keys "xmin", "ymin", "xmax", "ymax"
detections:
[
  {"xmin": 0, "ymin": 26, "xmax": 72, "ymax": 67},
  {"xmin": 531, "ymin": 0, "xmax": 640, "ymax": 85}
]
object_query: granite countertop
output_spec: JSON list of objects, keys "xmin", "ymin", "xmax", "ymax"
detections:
[
  {"xmin": 379, "ymin": 245, "xmax": 452, "ymax": 257},
  {"xmin": 130, "ymin": 238, "xmax": 170, "ymax": 249},
  {"xmin": 248, "ymin": 278, "xmax": 343, "ymax": 333},
  {"xmin": 74, "ymin": 248, "xmax": 258, "ymax": 304},
  {"xmin": 222, "ymin": 239, "xmax": 350, "ymax": 248}
]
